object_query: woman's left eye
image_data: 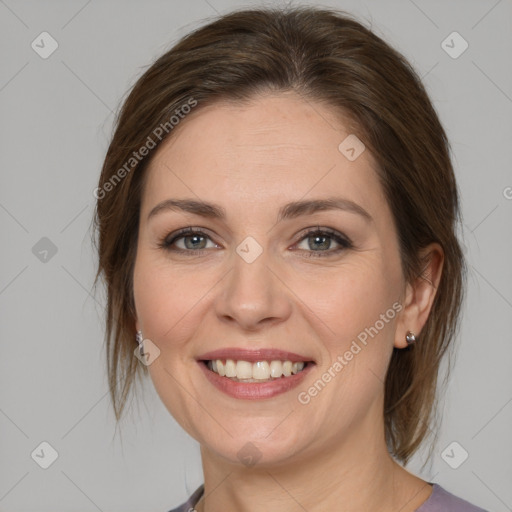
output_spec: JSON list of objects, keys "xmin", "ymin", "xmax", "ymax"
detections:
[{"xmin": 293, "ymin": 228, "xmax": 352, "ymax": 257}]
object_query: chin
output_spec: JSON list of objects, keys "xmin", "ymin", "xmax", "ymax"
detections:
[{"xmin": 197, "ymin": 422, "xmax": 311, "ymax": 469}]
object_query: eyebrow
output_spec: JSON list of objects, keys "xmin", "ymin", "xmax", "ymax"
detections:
[{"xmin": 147, "ymin": 197, "xmax": 373, "ymax": 223}]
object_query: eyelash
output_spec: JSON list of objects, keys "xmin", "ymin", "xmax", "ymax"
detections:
[{"xmin": 157, "ymin": 226, "xmax": 353, "ymax": 258}]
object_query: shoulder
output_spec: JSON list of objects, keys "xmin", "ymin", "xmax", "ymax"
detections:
[
  {"xmin": 166, "ymin": 484, "xmax": 204, "ymax": 512},
  {"xmin": 167, "ymin": 483, "xmax": 488, "ymax": 512},
  {"xmin": 416, "ymin": 483, "xmax": 489, "ymax": 512}
]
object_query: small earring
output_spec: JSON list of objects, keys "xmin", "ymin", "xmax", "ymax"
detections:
[
  {"xmin": 406, "ymin": 331, "xmax": 416, "ymax": 345},
  {"xmin": 136, "ymin": 330, "xmax": 144, "ymax": 357}
]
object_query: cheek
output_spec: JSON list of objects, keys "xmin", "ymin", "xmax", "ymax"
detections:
[
  {"xmin": 298, "ymin": 256, "xmax": 400, "ymax": 339},
  {"xmin": 133, "ymin": 253, "xmax": 214, "ymax": 436},
  {"xmin": 133, "ymin": 252, "xmax": 215, "ymax": 342},
  {"xmin": 297, "ymin": 262, "xmax": 400, "ymax": 420},
  {"xmin": 299, "ymin": 255, "xmax": 401, "ymax": 404}
]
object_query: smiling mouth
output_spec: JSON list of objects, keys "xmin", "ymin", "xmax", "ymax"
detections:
[{"xmin": 201, "ymin": 359, "xmax": 314, "ymax": 382}]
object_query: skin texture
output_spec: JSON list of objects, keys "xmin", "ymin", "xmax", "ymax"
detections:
[{"xmin": 133, "ymin": 92, "xmax": 444, "ymax": 512}]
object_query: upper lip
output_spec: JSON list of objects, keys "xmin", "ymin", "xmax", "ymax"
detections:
[{"xmin": 197, "ymin": 348, "xmax": 314, "ymax": 363}]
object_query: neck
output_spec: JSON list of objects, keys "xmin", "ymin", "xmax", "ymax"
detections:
[{"xmin": 195, "ymin": 409, "xmax": 432, "ymax": 512}]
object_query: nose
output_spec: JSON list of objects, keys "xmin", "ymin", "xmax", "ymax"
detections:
[{"xmin": 214, "ymin": 246, "xmax": 293, "ymax": 331}]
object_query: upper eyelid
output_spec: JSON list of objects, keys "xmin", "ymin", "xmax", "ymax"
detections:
[{"xmin": 166, "ymin": 228, "xmax": 220, "ymax": 247}]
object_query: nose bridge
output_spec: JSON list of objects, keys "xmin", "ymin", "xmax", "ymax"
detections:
[{"xmin": 215, "ymin": 236, "xmax": 291, "ymax": 328}]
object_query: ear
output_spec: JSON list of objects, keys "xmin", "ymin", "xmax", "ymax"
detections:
[{"xmin": 394, "ymin": 243, "xmax": 444, "ymax": 349}]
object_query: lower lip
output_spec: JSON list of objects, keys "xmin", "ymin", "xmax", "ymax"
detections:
[{"xmin": 198, "ymin": 361, "xmax": 314, "ymax": 400}]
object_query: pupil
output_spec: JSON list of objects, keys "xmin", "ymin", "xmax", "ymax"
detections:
[
  {"xmin": 185, "ymin": 235, "xmax": 206, "ymax": 249},
  {"xmin": 310, "ymin": 235, "xmax": 330, "ymax": 250}
]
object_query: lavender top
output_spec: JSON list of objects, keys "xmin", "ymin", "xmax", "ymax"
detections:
[{"xmin": 167, "ymin": 483, "xmax": 488, "ymax": 512}]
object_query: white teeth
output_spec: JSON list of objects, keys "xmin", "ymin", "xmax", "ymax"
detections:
[
  {"xmin": 253, "ymin": 361, "xmax": 270, "ymax": 380},
  {"xmin": 270, "ymin": 360, "xmax": 283, "ymax": 378},
  {"xmin": 235, "ymin": 360, "xmax": 253, "ymax": 379},
  {"xmin": 207, "ymin": 359, "xmax": 306, "ymax": 380},
  {"xmin": 225, "ymin": 359, "xmax": 237, "ymax": 377}
]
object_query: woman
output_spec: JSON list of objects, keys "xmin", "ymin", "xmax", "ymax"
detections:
[{"xmin": 94, "ymin": 6, "xmax": 488, "ymax": 511}]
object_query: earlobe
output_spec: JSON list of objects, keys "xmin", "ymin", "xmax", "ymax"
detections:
[{"xmin": 394, "ymin": 243, "xmax": 444, "ymax": 349}]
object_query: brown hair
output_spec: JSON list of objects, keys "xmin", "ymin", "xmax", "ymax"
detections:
[{"xmin": 93, "ymin": 6, "xmax": 466, "ymax": 465}]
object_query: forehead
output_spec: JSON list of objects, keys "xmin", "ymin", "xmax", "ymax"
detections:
[{"xmin": 141, "ymin": 93, "xmax": 387, "ymax": 221}]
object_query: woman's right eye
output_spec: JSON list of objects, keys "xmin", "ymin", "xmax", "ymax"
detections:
[{"xmin": 159, "ymin": 228, "xmax": 220, "ymax": 253}]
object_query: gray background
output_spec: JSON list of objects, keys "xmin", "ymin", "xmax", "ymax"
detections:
[{"xmin": 0, "ymin": 0, "xmax": 511, "ymax": 511}]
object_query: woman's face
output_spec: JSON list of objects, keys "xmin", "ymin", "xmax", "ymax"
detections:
[{"xmin": 133, "ymin": 92, "xmax": 410, "ymax": 467}]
